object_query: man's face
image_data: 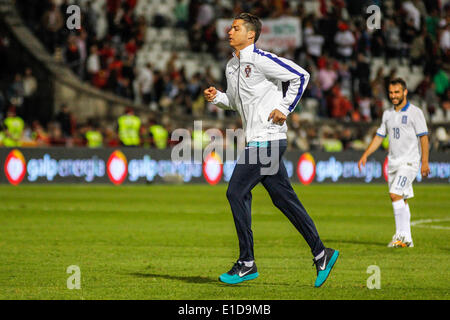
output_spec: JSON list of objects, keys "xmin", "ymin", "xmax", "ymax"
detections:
[
  {"xmin": 388, "ymin": 84, "xmax": 407, "ymax": 106},
  {"xmin": 228, "ymin": 19, "xmax": 253, "ymax": 49}
]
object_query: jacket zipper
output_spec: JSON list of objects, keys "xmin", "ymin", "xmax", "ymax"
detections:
[{"xmin": 237, "ymin": 62, "xmax": 247, "ymax": 125}]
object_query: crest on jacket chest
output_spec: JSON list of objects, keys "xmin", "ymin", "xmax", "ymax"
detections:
[{"xmin": 244, "ymin": 65, "xmax": 252, "ymax": 77}]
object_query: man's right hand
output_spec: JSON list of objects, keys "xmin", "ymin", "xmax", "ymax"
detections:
[
  {"xmin": 358, "ymin": 154, "xmax": 367, "ymax": 172},
  {"xmin": 204, "ymin": 87, "xmax": 217, "ymax": 102}
]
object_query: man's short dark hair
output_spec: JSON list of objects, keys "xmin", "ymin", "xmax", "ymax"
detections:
[
  {"xmin": 389, "ymin": 78, "xmax": 407, "ymax": 90},
  {"xmin": 235, "ymin": 13, "xmax": 262, "ymax": 43}
]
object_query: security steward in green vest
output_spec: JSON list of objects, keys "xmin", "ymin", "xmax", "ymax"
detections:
[
  {"xmin": 323, "ymin": 138, "xmax": 343, "ymax": 152},
  {"xmin": 85, "ymin": 121, "xmax": 103, "ymax": 148},
  {"xmin": 118, "ymin": 107, "xmax": 141, "ymax": 147},
  {"xmin": 148, "ymin": 119, "xmax": 168, "ymax": 149},
  {"xmin": 3, "ymin": 108, "xmax": 24, "ymax": 147},
  {"xmin": 192, "ymin": 128, "xmax": 210, "ymax": 149}
]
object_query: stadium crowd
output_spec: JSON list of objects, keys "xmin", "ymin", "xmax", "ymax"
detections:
[{"xmin": 1, "ymin": 0, "xmax": 449, "ymax": 151}]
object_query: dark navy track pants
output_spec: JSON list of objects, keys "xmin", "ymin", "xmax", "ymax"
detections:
[{"xmin": 226, "ymin": 139, "xmax": 325, "ymax": 261}]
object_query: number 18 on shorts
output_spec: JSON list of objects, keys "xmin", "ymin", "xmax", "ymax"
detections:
[{"xmin": 388, "ymin": 167, "xmax": 417, "ymax": 199}]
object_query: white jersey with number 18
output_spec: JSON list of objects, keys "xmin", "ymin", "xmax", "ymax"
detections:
[{"xmin": 376, "ymin": 101, "xmax": 428, "ymax": 171}]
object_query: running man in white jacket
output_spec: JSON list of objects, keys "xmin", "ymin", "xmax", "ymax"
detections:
[{"xmin": 204, "ymin": 13, "xmax": 338, "ymax": 287}]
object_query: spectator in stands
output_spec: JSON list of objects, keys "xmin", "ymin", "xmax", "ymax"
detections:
[
  {"xmin": 48, "ymin": 121, "xmax": 66, "ymax": 146},
  {"xmin": 64, "ymin": 35, "xmax": 81, "ymax": 76},
  {"xmin": 7, "ymin": 74, "xmax": 25, "ymax": 116},
  {"xmin": 357, "ymin": 95, "xmax": 372, "ymax": 122},
  {"xmin": 318, "ymin": 59, "xmax": 337, "ymax": 93},
  {"xmin": 426, "ymin": 8, "xmax": 440, "ymax": 41},
  {"xmin": 385, "ymin": 18, "xmax": 402, "ymax": 64},
  {"xmin": 75, "ymin": 30, "xmax": 89, "ymax": 79},
  {"xmin": 328, "ymin": 84, "xmax": 353, "ymax": 120},
  {"xmin": 135, "ymin": 63, "xmax": 154, "ymax": 106},
  {"xmin": 434, "ymin": 126, "xmax": 450, "ymax": 151},
  {"xmin": 334, "ymin": 21, "xmax": 355, "ymax": 62},
  {"xmin": 55, "ymin": 104, "xmax": 76, "ymax": 139},
  {"xmin": 353, "ymin": 53, "xmax": 371, "ymax": 98},
  {"xmin": 188, "ymin": 22, "xmax": 204, "ymax": 52},
  {"xmin": 400, "ymin": 18, "xmax": 417, "ymax": 63},
  {"xmin": 197, "ymin": 0, "xmax": 215, "ymax": 28},
  {"xmin": 306, "ymin": 77, "xmax": 327, "ymax": 118},
  {"xmin": 371, "ymin": 22, "xmax": 386, "ymax": 58},
  {"xmin": 92, "ymin": 68, "xmax": 110, "ymax": 89},
  {"xmin": 174, "ymin": 0, "xmax": 189, "ymax": 29},
  {"xmin": 84, "ymin": 1, "xmax": 99, "ymax": 38},
  {"xmin": 433, "ymin": 62, "xmax": 450, "ymax": 98},
  {"xmin": 22, "ymin": 68, "xmax": 38, "ymax": 123},
  {"xmin": 410, "ymin": 27, "xmax": 426, "ymax": 70},
  {"xmin": 371, "ymin": 67, "xmax": 386, "ymax": 102},
  {"xmin": 439, "ymin": 22, "xmax": 450, "ymax": 53},
  {"xmin": 337, "ymin": 62, "xmax": 352, "ymax": 99},
  {"xmin": 40, "ymin": 2, "xmax": 64, "ymax": 53},
  {"xmin": 304, "ymin": 21, "xmax": 325, "ymax": 64},
  {"xmin": 87, "ymin": 45, "xmax": 101, "ymax": 81},
  {"xmin": 107, "ymin": 53, "xmax": 123, "ymax": 93},
  {"xmin": 31, "ymin": 120, "xmax": 50, "ymax": 146},
  {"xmin": 340, "ymin": 127, "xmax": 355, "ymax": 150},
  {"xmin": 104, "ymin": 125, "xmax": 120, "ymax": 147},
  {"xmin": 402, "ymin": 1, "xmax": 422, "ymax": 32}
]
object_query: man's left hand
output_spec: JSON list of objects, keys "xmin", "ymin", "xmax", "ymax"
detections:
[
  {"xmin": 268, "ymin": 109, "xmax": 287, "ymax": 126},
  {"xmin": 421, "ymin": 161, "xmax": 430, "ymax": 177}
]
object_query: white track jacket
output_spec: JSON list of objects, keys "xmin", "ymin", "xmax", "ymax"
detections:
[{"xmin": 213, "ymin": 43, "xmax": 310, "ymax": 143}]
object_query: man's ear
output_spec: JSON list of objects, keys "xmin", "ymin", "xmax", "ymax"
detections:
[{"xmin": 248, "ymin": 30, "xmax": 256, "ymax": 41}]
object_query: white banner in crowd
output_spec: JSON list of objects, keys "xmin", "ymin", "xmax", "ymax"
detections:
[{"xmin": 216, "ymin": 17, "xmax": 302, "ymax": 53}]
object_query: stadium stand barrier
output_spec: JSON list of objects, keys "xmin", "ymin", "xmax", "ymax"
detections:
[{"xmin": 1, "ymin": 147, "xmax": 449, "ymax": 185}]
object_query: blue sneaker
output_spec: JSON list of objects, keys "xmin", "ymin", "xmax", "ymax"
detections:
[
  {"xmin": 219, "ymin": 261, "xmax": 259, "ymax": 284},
  {"xmin": 313, "ymin": 248, "xmax": 339, "ymax": 287}
]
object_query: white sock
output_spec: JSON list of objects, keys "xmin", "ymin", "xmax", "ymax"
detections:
[
  {"xmin": 403, "ymin": 203, "xmax": 412, "ymax": 242},
  {"xmin": 392, "ymin": 199, "xmax": 408, "ymax": 237},
  {"xmin": 314, "ymin": 250, "xmax": 325, "ymax": 261},
  {"xmin": 243, "ymin": 260, "xmax": 254, "ymax": 267}
]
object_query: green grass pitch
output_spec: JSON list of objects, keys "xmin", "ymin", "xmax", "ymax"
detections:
[{"xmin": 0, "ymin": 184, "xmax": 448, "ymax": 300}]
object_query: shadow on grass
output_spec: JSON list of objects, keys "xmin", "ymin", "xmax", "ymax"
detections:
[
  {"xmin": 128, "ymin": 272, "xmax": 217, "ymax": 284},
  {"xmin": 323, "ymin": 239, "xmax": 387, "ymax": 247},
  {"xmin": 128, "ymin": 272, "xmax": 293, "ymax": 287}
]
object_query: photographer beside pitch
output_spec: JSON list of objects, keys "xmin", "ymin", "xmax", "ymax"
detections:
[
  {"xmin": 358, "ymin": 78, "xmax": 430, "ymax": 248},
  {"xmin": 204, "ymin": 13, "xmax": 338, "ymax": 287}
]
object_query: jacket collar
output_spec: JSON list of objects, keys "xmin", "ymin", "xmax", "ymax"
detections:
[{"xmin": 232, "ymin": 43, "xmax": 255, "ymax": 60}]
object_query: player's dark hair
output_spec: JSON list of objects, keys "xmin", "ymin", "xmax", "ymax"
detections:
[
  {"xmin": 235, "ymin": 13, "xmax": 262, "ymax": 43},
  {"xmin": 389, "ymin": 78, "xmax": 407, "ymax": 90}
]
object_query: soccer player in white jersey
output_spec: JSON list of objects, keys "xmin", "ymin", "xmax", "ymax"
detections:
[{"xmin": 358, "ymin": 78, "xmax": 430, "ymax": 247}]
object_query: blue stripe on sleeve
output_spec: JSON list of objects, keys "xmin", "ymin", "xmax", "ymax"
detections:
[
  {"xmin": 416, "ymin": 132, "xmax": 428, "ymax": 137},
  {"xmin": 253, "ymin": 47, "xmax": 306, "ymax": 112},
  {"xmin": 376, "ymin": 133, "xmax": 386, "ymax": 138}
]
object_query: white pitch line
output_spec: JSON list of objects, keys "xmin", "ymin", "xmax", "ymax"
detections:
[{"xmin": 411, "ymin": 218, "xmax": 450, "ymax": 230}]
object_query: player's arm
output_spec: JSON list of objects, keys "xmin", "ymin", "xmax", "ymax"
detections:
[
  {"xmin": 359, "ymin": 111, "xmax": 388, "ymax": 171},
  {"xmin": 358, "ymin": 134, "xmax": 384, "ymax": 171},
  {"xmin": 414, "ymin": 108, "xmax": 430, "ymax": 177},
  {"xmin": 257, "ymin": 53, "xmax": 310, "ymax": 124},
  {"xmin": 419, "ymin": 135, "xmax": 430, "ymax": 177},
  {"xmin": 203, "ymin": 86, "xmax": 236, "ymax": 111}
]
